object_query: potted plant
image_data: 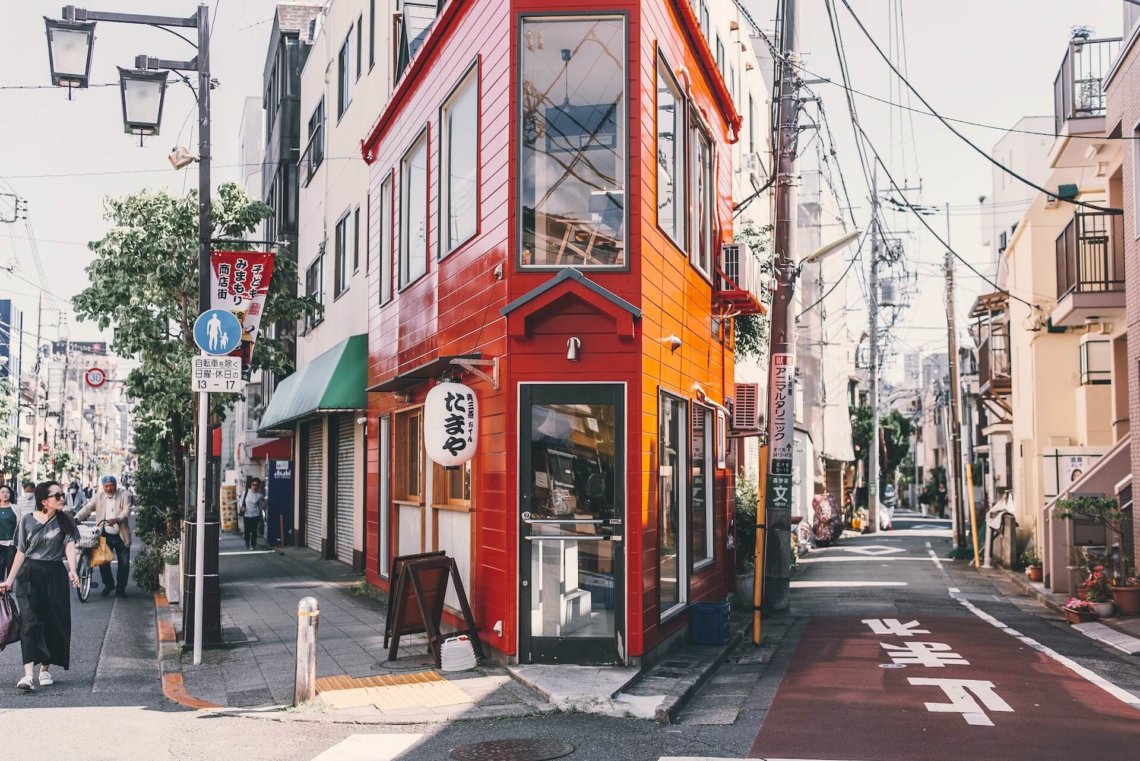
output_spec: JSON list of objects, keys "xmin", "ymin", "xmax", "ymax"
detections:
[
  {"xmin": 1081, "ymin": 565, "xmax": 1114, "ymax": 617},
  {"xmin": 1111, "ymin": 557, "xmax": 1140, "ymax": 616},
  {"xmin": 734, "ymin": 478, "xmax": 758, "ymax": 604},
  {"xmin": 1062, "ymin": 598, "xmax": 1097, "ymax": 624},
  {"xmin": 160, "ymin": 537, "xmax": 181, "ymax": 604},
  {"xmin": 1021, "ymin": 549, "xmax": 1043, "ymax": 582}
]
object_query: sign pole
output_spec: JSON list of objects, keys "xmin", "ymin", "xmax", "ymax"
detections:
[{"xmin": 193, "ymin": 390, "xmax": 207, "ymax": 665}]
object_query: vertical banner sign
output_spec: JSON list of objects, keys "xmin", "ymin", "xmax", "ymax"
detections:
[
  {"xmin": 423, "ymin": 382, "xmax": 479, "ymax": 468},
  {"xmin": 210, "ymin": 250, "xmax": 277, "ymax": 380},
  {"xmin": 767, "ymin": 353, "xmax": 795, "ymax": 516}
]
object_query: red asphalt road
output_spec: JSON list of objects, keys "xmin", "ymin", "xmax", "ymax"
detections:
[{"xmin": 750, "ymin": 615, "xmax": 1140, "ymax": 760}]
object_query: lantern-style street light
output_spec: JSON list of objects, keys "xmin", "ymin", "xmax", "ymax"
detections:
[
  {"xmin": 44, "ymin": 17, "xmax": 95, "ymax": 94},
  {"xmin": 44, "ymin": 3, "xmax": 217, "ymax": 666},
  {"xmin": 118, "ymin": 67, "xmax": 167, "ymax": 142}
]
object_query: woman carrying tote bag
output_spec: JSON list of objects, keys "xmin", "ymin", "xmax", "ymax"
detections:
[{"xmin": 0, "ymin": 481, "xmax": 81, "ymax": 691}]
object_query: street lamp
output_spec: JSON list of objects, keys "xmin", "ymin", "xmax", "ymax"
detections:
[
  {"xmin": 44, "ymin": 17, "xmax": 95, "ymax": 93},
  {"xmin": 44, "ymin": 3, "xmax": 217, "ymax": 665},
  {"xmin": 118, "ymin": 67, "xmax": 167, "ymax": 141}
]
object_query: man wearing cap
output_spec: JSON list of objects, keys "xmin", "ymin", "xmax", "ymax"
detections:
[{"xmin": 75, "ymin": 475, "xmax": 134, "ymax": 597}]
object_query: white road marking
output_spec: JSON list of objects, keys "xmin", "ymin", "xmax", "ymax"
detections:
[
  {"xmin": 953, "ymin": 594, "xmax": 1140, "ymax": 708},
  {"xmin": 797, "ymin": 556, "xmax": 929, "ymax": 564},
  {"xmin": 862, "ymin": 618, "xmax": 930, "ymax": 637},
  {"xmin": 790, "ymin": 581, "xmax": 908, "ymax": 588},
  {"xmin": 842, "ymin": 545, "xmax": 906, "ymax": 556},
  {"xmin": 947, "ymin": 587, "xmax": 960, "ymax": 593},
  {"xmin": 309, "ymin": 734, "xmax": 423, "ymax": 761},
  {"xmin": 907, "ymin": 678, "xmax": 1013, "ymax": 726},
  {"xmin": 882, "ymin": 641, "xmax": 969, "ymax": 667}
]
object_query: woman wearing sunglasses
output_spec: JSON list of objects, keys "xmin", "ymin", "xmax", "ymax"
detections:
[{"xmin": 0, "ymin": 481, "xmax": 81, "ymax": 691}]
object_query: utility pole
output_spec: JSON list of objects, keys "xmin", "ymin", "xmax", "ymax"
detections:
[
  {"xmin": 867, "ymin": 169, "xmax": 880, "ymax": 534},
  {"xmin": 761, "ymin": 0, "xmax": 799, "ymax": 612},
  {"xmin": 30, "ymin": 293, "xmax": 43, "ymax": 481},
  {"xmin": 944, "ymin": 240, "xmax": 966, "ymax": 553}
]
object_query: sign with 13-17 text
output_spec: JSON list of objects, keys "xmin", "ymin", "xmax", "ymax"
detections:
[{"xmin": 191, "ymin": 355, "xmax": 242, "ymax": 393}]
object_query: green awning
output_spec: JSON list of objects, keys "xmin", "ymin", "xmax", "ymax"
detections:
[{"xmin": 258, "ymin": 334, "xmax": 367, "ymax": 434}]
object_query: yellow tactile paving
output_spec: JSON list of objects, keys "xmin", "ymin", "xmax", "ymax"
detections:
[{"xmin": 316, "ymin": 670, "xmax": 473, "ymax": 711}]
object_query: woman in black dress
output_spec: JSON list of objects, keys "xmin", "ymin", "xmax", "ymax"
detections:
[{"xmin": 0, "ymin": 481, "xmax": 80, "ymax": 691}]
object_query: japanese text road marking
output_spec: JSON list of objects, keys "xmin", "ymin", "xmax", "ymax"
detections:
[{"xmin": 907, "ymin": 678, "xmax": 1013, "ymax": 726}]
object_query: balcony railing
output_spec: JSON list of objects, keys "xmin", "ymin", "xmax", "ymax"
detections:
[
  {"xmin": 977, "ymin": 331, "xmax": 1011, "ymax": 394},
  {"xmin": 300, "ymin": 123, "xmax": 324, "ymax": 187},
  {"xmin": 1053, "ymin": 37, "xmax": 1122, "ymax": 135},
  {"xmin": 1055, "ymin": 212, "xmax": 1124, "ymax": 298}
]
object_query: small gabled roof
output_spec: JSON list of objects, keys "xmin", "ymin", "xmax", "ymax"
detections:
[{"xmin": 501, "ymin": 268, "xmax": 640, "ymax": 338}]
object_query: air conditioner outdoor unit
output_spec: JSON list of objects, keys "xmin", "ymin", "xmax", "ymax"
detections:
[
  {"xmin": 721, "ymin": 241, "xmax": 751, "ymax": 289},
  {"xmin": 731, "ymin": 383, "xmax": 760, "ymax": 432}
]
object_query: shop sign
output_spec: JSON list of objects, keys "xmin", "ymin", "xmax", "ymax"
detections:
[
  {"xmin": 210, "ymin": 250, "xmax": 277, "ymax": 379},
  {"xmin": 424, "ymin": 381, "xmax": 478, "ymax": 468}
]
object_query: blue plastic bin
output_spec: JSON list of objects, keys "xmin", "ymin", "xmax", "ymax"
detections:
[{"xmin": 689, "ymin": 600, "xmax": 731, "ymax": 645}]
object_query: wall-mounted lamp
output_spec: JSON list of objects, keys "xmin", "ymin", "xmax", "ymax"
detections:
[
  {"xmin": 355, "ymin": 416, "xmax": 368, "ymax": 425},
  {"xmin": 566, "ymin": 336, "xmax": 581, "ymax": 362},
  {"xmin": 661, "ymin": 335, "xmax": 682, "ymax": 353},
  {"xmin": 393, "ymin": 391, "xmax": 412, "ymax": 403}
]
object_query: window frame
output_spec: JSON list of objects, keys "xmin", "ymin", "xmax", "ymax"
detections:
[
  {"xmin": 399, "ymin": 127, "xmax": 431, "ymax": 290},
  {"xmin": 1133, "ymin": 122, "xmax": 1140, "ymax": 238},
  {"xmin": 368, "ymin": 0, "xmax": 376, "ymax": 71},
  {"xmin": 394, "ymin": 406, "xmax": 425, "ymax": 505},
  {"xmin": 377, "ymin": 413, "xmax": 391, "ymax": 578},
  {"xmin": 304, "ymin": 250, "xmax": 325, "ymax": 331},
  {"xmin": 690, "ymin": 402, "xmax": 715, "ymax": 570},
  {"xmin": 337, "ymin": 32, "xmax": 353, "ymax": 119},
  {"xmin": 438, "ymin": 59, "xmax": 482, "ymax": 259},
  {"xmin": 353, "ymin": 206, "xmax": 362, "ymax": 273},
  {"xmin": 516, "ymin": 12, "xmax": 630, "ymax": 272},
  {"xmin": 655, "ymin": 52, "xmax": 686, "ymax": 251},
  {"xmin": 658, "ymin": 389, "xmax": 689, "ymax": 621},
  {"xmin": 688, "ymin": 114, "xmax": 715, "ymax": 280},
  {"xmin": 356, "ymin": 15, "xmax": 363, "ymax": 81},
  {"xmin": 379, "ymin": 172, "xmax": 394, "ymax": 305},
  {"xmin": 334, "ymin": 209, "xmax": 351, "ymax": 299}
]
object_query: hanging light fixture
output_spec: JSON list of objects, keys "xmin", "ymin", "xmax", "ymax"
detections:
[
  {"xmin": 44, "ymin": 17, "xmax": 96, "ymax": 96},
  {"xmin": 118, "ymin": 67, "xmax": 168, "ymax": 144}
]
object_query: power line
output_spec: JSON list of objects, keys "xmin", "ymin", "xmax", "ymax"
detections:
[{"xmin": 837, "ymin": 0, "xmax": 1122, "ymax": 216}]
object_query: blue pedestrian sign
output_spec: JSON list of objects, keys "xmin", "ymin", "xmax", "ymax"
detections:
[{"xmin": 193, "ymin": 309, "xmax": 242, "ymax": 356}]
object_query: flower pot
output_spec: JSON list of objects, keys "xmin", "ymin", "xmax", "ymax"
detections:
[
  {"xmin": 162, "ymin": 563, "xmax": 181, "ymax": 604},
  {"xmin": 1063, "ymin": 607, "xmax": 1096, "ymax": 624},
  {"xmin": 1093, "ymin": 601, "xmax": 1115, "ymax": 618},
  {"xmin": 1026, "ymin": 565, "xmax": 1043, "ymax": 583},
  {"xmin": 1111, "ymin": 585, "xmax": 1140, "ymax": 616}
]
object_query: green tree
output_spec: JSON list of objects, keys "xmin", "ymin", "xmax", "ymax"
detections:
[
  {"xmin": 72, "ymin": 184, "xmax": 319, "ymax": 515},
  {"xmin": 38, "ymin": 445, "xmax": 75, "ymax": 482},
  {"xmin": 732, "ymin": 221, "xmax": 775, "ymax": 364},
  {"xmin": 850, "ymin": 405, "xmax": 914, "ymax": 489}
]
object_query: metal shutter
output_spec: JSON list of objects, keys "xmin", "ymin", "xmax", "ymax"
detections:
[
  {"xmin": 334, "ymin": 415, "xmax": 355, "ymax": 565},
  {"xmin": 304, "ymin": 421, "xmax": 324, "ymax": 553}
]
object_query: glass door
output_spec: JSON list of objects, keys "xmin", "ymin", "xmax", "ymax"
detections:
[{"xmin": 519, "ymin": 384, "xmax": 625, "ymax": 664}]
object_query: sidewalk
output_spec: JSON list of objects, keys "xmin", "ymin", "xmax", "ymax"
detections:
[{"xmin": 157, "ymin": 531, "xmax": 742, "ymax": 724}]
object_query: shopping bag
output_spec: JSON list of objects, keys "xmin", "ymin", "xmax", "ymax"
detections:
[
  {"xmin": 0, "ymin": 592, "xmax": 20, "ymax": 651},
  {"xmin": 91, "ymin": 536, "xmax": 115, "ymax": 567}
]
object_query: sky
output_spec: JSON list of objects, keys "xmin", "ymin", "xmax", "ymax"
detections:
[{"xmin": 0, "ymin": 0, "xmax": 1129, "ymax": 383}]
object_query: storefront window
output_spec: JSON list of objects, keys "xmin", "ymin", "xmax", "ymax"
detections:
[
  {"xmin": 657, "ymin": 58, "xmax": 685, "ymax": 247},
  {"xmin": 659, "ymin": 393, "xmax": 687, "ymax": 616},
  {"xmin": 691, "ymin": 405, "xmax": 713, "ymax": 567},
  {"xmin": 520, "ymin": 16, "xmax": 626, "ymax": 268},
  {"xmin": 394, "ymin": 408, "xmax": 424, "ymax": 503}
]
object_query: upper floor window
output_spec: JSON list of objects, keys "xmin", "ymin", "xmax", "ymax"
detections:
[
  {"xmin": 689, "ymin": 121, "xmax": 713, "ymax": 276},
  {"xmin": 305, "ymin": 251, "xmax": 324, "ymax": 330},
  {"xmin": 400, "ymin": 131, "xmax": 429, "ymax": 288},
  {"xmin": 334, "ymin": 211, "xmax": 351, "ymax": 298},
  {"xmin": 304, "ymin": 98, "xmax": 325, "ymax": 185},
  {"xmin": 520, "ymin": 16, "xmax": 626, "ymax": 268},
  {"xmin": 441, "ymin": 64, "xmax": 479, "ymax": 255},
  {"xmin": 379, "ymin": 174, "xmax": 393, "ymax": 304},
  {"xmin": 338, "ymin": 33, "xmax": 353, "ymax": 118},
  {"xmin": 657, "ymin": 59, "xmax": 685, "ymax": 248}
]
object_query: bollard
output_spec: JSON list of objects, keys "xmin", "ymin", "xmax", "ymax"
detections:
[{"xmin": 294, "ymin": 596, "xmax": 319, "ymax": 705}]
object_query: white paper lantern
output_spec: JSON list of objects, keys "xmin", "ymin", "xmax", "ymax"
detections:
[{"xmin": 424, "ymin": 381, "xmax": 479, "ymax": 468}]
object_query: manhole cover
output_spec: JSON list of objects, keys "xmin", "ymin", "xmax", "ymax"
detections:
[
  {"xmin": 448, "ymin": 739, "xmax": 575, "ymax": 761},
  {"xmin": 372, "ymin": 654, "xmax": 436, "ymax": 672}
]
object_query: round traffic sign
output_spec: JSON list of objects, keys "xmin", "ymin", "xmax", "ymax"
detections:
[
  {"xmin": 193, "ymin": 309, "xmax": 242, "ymax": 357},
  {"xmin": 84, "ymin": 367, "xmax": 107, "ymax": 388}
]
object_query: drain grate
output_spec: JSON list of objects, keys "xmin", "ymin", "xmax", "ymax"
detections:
[{"xmin": 449, "ymin": 739, "xmax": 574, "ymax": 761}]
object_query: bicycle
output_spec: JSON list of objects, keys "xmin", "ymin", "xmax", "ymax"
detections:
[{"xmin": 75, "ymin": 520, "xmax": 108, "ymax": 603}]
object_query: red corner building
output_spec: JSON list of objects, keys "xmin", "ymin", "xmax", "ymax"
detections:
[{"xmin": 362, "ymin": 0, "xmax": 762, "ymax": 667}]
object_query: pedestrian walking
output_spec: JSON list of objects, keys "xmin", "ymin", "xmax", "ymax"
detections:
[
  {"xmin": 0, "ymin": 481, "xmax": 81, "ymax": 691},
  {"xmin": 74, "ymin": 475, "xmax": 133, "ymax": 598},
  {"xmin": 241, "ymin": 478, "xmax": 266, "ymax": 550},
  {"xmin": 15, "ymin": 481, "xmax": 35, "ymax": 517},
  {"xmin": 0, "ymin": 486, "xmax": 17, "ymax": 582},
  {"xmin": 63, "ymin": 482, "xmax": 84, "ymax": 514}
]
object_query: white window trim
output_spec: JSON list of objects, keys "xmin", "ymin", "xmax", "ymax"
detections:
[
  {"xmin": 440, "ymin": 63, "xmax": 480, "ymax": 258},
  {"xmin": 660, "ymin": 390, "xmax": 689, "ymax": 621},
  {"xmin": 399, "ymin": 130, "xmax": 430, "ymax": 290}
]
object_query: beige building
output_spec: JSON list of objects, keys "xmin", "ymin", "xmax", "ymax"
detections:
[{"xmin": 991, "ymin": 32, "xmax": 1128, "ymax": 594}]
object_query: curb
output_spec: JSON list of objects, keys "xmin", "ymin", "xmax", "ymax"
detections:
[
  {"xmin": 994, "ymin": 567, "xmax": 1067, "ymax": 615},
  {"xmin": 153, "ymin": 593, "xmax": 222, "ymax": 710},
  {"xmin": 653, "ymin": 628, "xmax": 744, "ymax": 724}
]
